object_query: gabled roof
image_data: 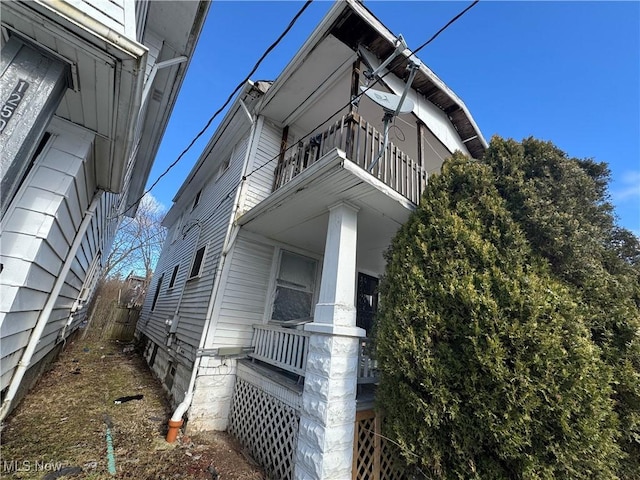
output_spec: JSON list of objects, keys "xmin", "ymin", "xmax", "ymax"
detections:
[
  {"xmin": 258, "ymin": 0, "xmax": 487, "ymax": 159},
  {"xmin": 332, "ymin": 1, "xmax": 487, "ymax": 159}
]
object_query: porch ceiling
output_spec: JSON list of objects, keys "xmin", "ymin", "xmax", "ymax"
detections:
[
  {"xmin": 258, "ymin": 34, "xmax": 356, "ymax": 130},
  {"xmin": 237, "ymin": 149, "xmax": 414, "ymax": 273}
]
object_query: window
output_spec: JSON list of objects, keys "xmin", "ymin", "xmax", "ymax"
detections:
[
  {"xmin": 271, "ymin": 251, "xmax": 317, "ymax": 322},
  {"xmin": 214, "ymin": 158, "xmax": 230, "ymax": 182},
  {"xmin": 189, "ymin": 246, "xmax": 206, "ymax": 279},
  {"xmin": 150, "ymin": 273, "xmax": 164, "ymax": 311},
  {"xmin": 168, "ymin": 265, "xmax": 179, "ymax": 289},
  {"xmin": 192, "ymin": 189, "xmax": 202, "ymax": 211},
  {"xmin": 171, "ymin": 214, "xmax": 183, "ymax": 243}
]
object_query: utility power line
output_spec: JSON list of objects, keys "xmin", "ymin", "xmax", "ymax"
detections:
[{"xmin": 121, "ymin": 0, "xmax": 314, "ymax": 217}]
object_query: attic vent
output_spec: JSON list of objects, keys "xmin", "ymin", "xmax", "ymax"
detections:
[{"xmin": 151, "ymin": 88, "xmax": 163, "ymax": 102}]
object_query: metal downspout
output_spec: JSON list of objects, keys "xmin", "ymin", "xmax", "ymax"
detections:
[{"xmin": 0, "ymin": 190, "xmax": 104, "ymax": 421}]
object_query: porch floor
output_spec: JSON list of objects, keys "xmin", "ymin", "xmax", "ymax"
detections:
[
  {"xmin": 237, "ymin": 358, "xmax": 304, "ymax": 396},
  {"xmin": 238, "ymin": 358, "xmax": 377, "ymax": 410}
]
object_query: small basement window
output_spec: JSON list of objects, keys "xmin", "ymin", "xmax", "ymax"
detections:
[
  {"xmin": 271, "ymin": 251, "xmax": 317, "ymax": 322},
  {"xmin": 189, "ymin": 246, "xmax": 206, "ymax": 279}
]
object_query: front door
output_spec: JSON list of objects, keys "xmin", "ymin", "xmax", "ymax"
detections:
[{"xmin": 356, "ymin": 273, "xmax": 379, "ymax": 335}]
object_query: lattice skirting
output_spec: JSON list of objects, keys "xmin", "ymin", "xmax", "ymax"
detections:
[
  {"xmin": 229, "ymin": 377, "xmax": 300, "ymax": 480},
  {"xmin": 354, "ymin": 410, "xmax": 408, "ymax": 480}
]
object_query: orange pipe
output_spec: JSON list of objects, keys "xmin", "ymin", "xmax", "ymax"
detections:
[{"xmin": 166, "ymin": 419, "xmax": 184, "ymax": 443}]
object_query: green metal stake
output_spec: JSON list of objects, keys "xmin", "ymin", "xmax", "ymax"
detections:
[{"xmin": 103, "ymin": 414, "xmax": 116, "ymax": 475}]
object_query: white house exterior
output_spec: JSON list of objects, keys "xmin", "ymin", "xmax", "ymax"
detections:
[
  {"xmin": 137, "ymin": 1, "xmax": 486, "ymax": 478},
  {"xmin": 0, "ymin": 0, "xmax": 209, "ymax": 420}
]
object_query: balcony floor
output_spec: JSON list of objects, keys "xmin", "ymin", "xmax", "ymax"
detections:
[{"xmin": 238, "ymin": 149, "xmax": 414, "ymax": 273}]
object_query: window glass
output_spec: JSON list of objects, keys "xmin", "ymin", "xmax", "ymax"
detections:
[
  {"xmin": 192, "ymin": 189, "xmax": 202, "ymax": 210},
  {"xmin": 189, "ymin": 246, "xmax": 206, "ymax": 279},
  {"xmin": 168, "ymin": 265, "xmax": 179, "ymax": 288},
  {"xmin": 272, "ymin": 251, "xmax": 317, "ymax": 322},
  {"xmin": 151, "ymin": 273, "xmax": 164, "ymax": 311},
  {"xmin": 279, "ymin": 251, "xmax": 316, "ymax": 288}
]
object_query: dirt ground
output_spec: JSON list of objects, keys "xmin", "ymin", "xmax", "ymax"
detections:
[{"xmin": 1, "ymin": 333, "xmax": 264, "ymax": 480}]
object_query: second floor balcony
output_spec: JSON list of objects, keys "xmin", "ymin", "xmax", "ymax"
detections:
[{"xmin": 273, "ymin": 112, "xmax": 428, "ymax": 205}]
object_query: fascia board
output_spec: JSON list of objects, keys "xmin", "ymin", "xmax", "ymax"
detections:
[{"xmin": 348, "ymin": 0, "xmax": 488, "ymax": 151}]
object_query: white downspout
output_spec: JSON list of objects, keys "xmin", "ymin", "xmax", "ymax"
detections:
[
  {"xmin": 167, "ymin": 105, "xmax": 259, "ymax": 440},
  {"xmin": 0, "ymin": 190, "xmax": 104, "ymax": 421}
]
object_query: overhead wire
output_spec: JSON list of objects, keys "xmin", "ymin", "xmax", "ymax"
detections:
[{"xmin": 120, "ymin": 0, "xmax": 314, "ymax": 217}]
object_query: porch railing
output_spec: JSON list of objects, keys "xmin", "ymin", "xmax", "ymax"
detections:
[
  {"xmin": 249, "ymin": 324, "xmax": 310, "ymax": 376},
  {"xmin": 249, "ymin": 324, "xmax": 379, "ymax": 384},
  {"xmin": 273, "ymin": 112, "xmax": 427, "ymax": 204}
]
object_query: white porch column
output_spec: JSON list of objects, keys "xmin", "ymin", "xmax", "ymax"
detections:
[{"xmin": 295, "ymin": 202, "xmax": 365, "ymax": 479}]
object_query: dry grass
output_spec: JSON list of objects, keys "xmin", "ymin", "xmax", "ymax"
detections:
[{"xmin": 1, "ymin": 334, "xmax": 263, "ymax": 480}]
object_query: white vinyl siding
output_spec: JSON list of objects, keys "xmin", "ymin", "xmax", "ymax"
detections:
[
  {"xmin": 208, "ymin": 232, "xmax": 275, "ymax": 349},
  {"xmin": 138, "ymin": 131, "xmax": 251, "ymax": 385},
  {"xmin": 66, "ymin": 0, "xmax": 131, "ymax": 37},
  {"xmin": 242, "ymin": 118, "xmax": 282, "ymax": 212}
]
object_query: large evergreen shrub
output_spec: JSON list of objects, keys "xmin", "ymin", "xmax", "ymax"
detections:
[{"xmin": 376, "ymin": 138, "xmax": 640, "ymax": 479}]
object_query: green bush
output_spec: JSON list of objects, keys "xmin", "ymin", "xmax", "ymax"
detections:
[{"xmin": 376, "ymin": 138, "xmax": 640, "ymax": 479}]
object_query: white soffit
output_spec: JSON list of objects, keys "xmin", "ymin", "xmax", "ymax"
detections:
[{"xmin": 259, "ymin": 34, "xmax": 354, "ymax": 124}]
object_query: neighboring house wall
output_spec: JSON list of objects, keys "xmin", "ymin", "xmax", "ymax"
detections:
[
  {"xmin": 63, "ymin": 0, "xmax": 136, "ymax": 38},
  {"xmin": 0, "ymin": 118, "xmax": 119, "ymax": 393},
  {"xmin": 0, "ymin": 0, "xmax": 209, "ymax": 418}
]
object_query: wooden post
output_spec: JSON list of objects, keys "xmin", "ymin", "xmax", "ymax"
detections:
[
  {"xmin": 346, "ymin": 60, "xmax": 360, "ymax": 160},
  {"xmin": 416, "ymin": 120, "xmax": 425, "ymax": 169},
  {"xmin": 273, "ymin": 125, "xmax": 289, "ymax": 191},
  {"xmin": 350, "ymin": 59, "xmax": 361, "ymax": 113},
  {"xmin": 416, "ymin": 120, "xmax": 426, "ymax": 200},
  {"xmin": 374, "ymin": 412, "xmax": 382, "ymax": 480}
]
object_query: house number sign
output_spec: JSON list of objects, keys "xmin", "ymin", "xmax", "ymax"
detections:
[{"xmin": 0, "ymin": 79, "xmax": 30, "ymax": 134}]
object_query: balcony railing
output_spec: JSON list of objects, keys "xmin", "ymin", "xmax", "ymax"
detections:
[
  {"xmin": 249, "ymin": 324, "xmax": 378, "ymax": 384},
  {"xmin": 273, "ymin": 112, "xmax": 427, "ymax": 205}
]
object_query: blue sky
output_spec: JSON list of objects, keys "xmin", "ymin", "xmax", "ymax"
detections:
[{"xmin": 148, "ymin": 1, "xmax": 640, "ymax": 234}]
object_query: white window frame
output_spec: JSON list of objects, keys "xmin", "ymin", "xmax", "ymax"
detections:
[
  {"xmin": 191, "ymin": 188, "xmax": 202, "ymax": 211},
  {"xmin": 188, "ymin": 244, "xmax": 207, "ymax": 280},
  {"xmin": 266, "ymin": 247, "xmax": 321, "ymax": 324}
]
